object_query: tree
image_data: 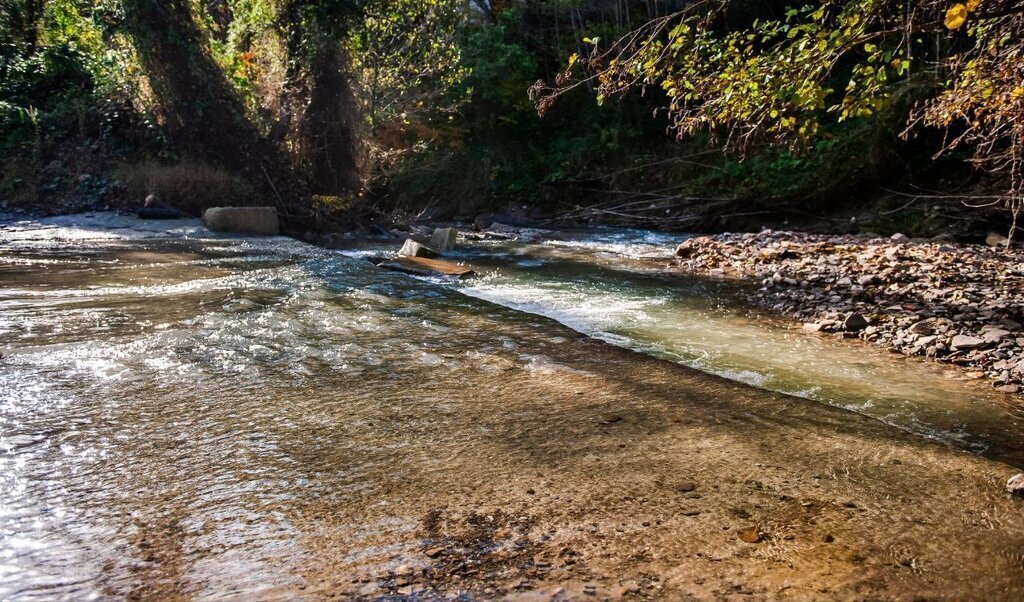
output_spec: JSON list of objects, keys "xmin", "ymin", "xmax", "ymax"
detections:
[
  {"xmin": 532, "ymin": 0, "xmax": 1024, "ymax": 236},
  {"xmin": 277, "ymin": 0, "xmax": 363, "ymax": 196},
  {"xmin": 348, "ymin": 0, "xmax": 468, "ymax": 129},
  {"xmin": 119, "ymin": 0, "xmax": 371, "ymax": 224}
]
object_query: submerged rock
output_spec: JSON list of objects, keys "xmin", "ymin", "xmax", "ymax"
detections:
[
  {"xmin": 139, "ymin": 193, "xmax": 182, "ymax": 219},
  {"xmin": 202, "ymin": 206, "xmax": 279, "ymax": 236},
  {"xmin": 738, "ymin": 526, "xmax": 761, "ymax": 543},
  {"xmin": 379, "ymin": 256, "xmax": 474, "ymax": 278},
  {"xmin": 138, "ymin": 207, "xmax": 181, "ymax": 220}
]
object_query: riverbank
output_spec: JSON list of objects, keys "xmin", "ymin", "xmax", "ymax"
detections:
[{"xmin": 670, "ymin": 231, "xmax": 1024, "ymax": 396}]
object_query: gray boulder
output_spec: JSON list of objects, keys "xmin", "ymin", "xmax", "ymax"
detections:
[
  {"xmin": 398, "ymin": 239, "xmax": 437, "ymax": 258},
  {"xmin": 429, "ymin": 227, "xmax": 458, "ymax": 254},
  {"xmin": 202, "ymin": 206, "xmax": 279, "ymax": 236}
]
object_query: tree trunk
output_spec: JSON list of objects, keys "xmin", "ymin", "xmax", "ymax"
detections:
[
  {"xmin": 122, "ymin": 0, "xmax": 264, "ymax": 171},
  {"xmin": 279, "ymin": 0, "xmax": 363, "ymax": 197}
]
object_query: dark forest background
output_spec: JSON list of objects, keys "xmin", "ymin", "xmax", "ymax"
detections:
[{"xmin": 1, "ymin": 0, "xmax": 1020, "ymax": 238}]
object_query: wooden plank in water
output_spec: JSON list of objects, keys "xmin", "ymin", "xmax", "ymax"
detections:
[{"xmin": 379, "ymin": 256, "xmax": 475, "ymax": 278}]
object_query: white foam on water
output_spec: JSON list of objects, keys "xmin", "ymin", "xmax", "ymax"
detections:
[
  {"xmin": 336, "ymin": 248, "xmax": 386, "ymax": 259},
  {"xmin": 0, "ymin": 212, "xmax": 211, "ymax": 242},
  {"xmin": 460, "ymin": 279, "xmax": 666, "ymax": 335},
  {"xmin": 540, "ymin": 228, "xmax": 681, "ymax": 258}
]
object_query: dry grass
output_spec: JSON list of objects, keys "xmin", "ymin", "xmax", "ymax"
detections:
[{"xmin": 116, "ymin": 160, "xmax": 254, "ymax": 216}]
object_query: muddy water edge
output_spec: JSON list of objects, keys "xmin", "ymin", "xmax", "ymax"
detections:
[{"xmin": 2, "ymin": 215, "xmax": 1024, "ymax": 600}]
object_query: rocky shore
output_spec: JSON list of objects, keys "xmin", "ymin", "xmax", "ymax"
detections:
[{"xmin": 671, "ymin": 230, "xmax": 1024, "ymax": 394}]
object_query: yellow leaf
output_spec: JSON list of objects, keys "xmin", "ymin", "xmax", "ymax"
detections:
[
  {"xmin": 568, "ymin": 53, "xmax": 578, "ymax": 68},
  {"xmin": 945, "ymin": 4, "xmax": 968, "ymax": 29},
  {"xmin": 967, "ymin": 0, "xmax": 981, "ymax": 10}
]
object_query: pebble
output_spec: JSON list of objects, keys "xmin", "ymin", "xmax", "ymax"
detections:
[{"xmin": 738, "ymin": 526, "xmax": 762, "ymax": 543}]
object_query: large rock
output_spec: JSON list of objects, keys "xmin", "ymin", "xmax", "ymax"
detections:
[
  {"xmin": 202, "ymin": 206, "xmax": 279, "ymax": 236},
  {"xmin": 398, "ymin": 239, "xmax": 437, "ymax": 258},
  {"xmin": 675, "ymin": 241, "xmax": 696, "ymax": 257},
  {"xmin": 986, "ymin": 232, "xmax": 1009, "ymax": 248},
  {"xmin": 429, "ymin": 227, "xmax": 458, "ymax": 254},
  {"xmin": 379, "ymin": 256, "xmax": 474, "ymax": 278}
]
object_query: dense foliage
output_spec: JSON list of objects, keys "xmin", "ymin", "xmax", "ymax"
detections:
[
  {"xmin": 0, "ymin": 1, "xmax": 1020, "ymax": 235},
  {"xmin": 533, "ymin": 0, "xmax": 1024, "ymax": 232}
]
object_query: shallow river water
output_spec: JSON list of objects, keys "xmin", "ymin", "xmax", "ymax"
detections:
[
  {"xmin": 3, "ymin": 213, "xmax": 1024, "ymax": 600},
  {"xmin": 442, "ymin": 229, "xmax": 1024, "ymax": 467}
]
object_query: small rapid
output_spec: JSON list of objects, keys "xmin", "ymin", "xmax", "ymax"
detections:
[{"xmin": 448, "ymin": 227, "xmax": 1024, "ymax": 466}]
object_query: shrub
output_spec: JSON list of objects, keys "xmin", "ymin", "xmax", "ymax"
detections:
[{"xmin": 115, "ymin": 160, "xmax": 254, "ymax": 215}]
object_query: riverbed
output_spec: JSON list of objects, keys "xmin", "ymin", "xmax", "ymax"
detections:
[{"xmin": 2, "ymin": 213, "xmax": 1024, "ymax": 599}]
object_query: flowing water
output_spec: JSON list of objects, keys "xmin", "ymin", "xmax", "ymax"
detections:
[
  {"xmin": 3, "ymin": 213, "xmax": 1024, "ymax": 600},
  {"xmin": 441, "ymin": 229, "xmax": 1024, "ymax": 467}
]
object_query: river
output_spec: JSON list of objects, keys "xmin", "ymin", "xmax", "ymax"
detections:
[{"xmin": 2, "ymin": 213, "xmax": 1023, "ymax": 599}]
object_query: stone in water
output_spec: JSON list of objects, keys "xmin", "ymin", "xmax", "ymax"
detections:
[
  {"xmin": 429, "ymin": 227, "xmax": 458, "ymax": 254},
  {"xmin": 398, "ymin": 239, "xmax": 437, "ymax": 258}
]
